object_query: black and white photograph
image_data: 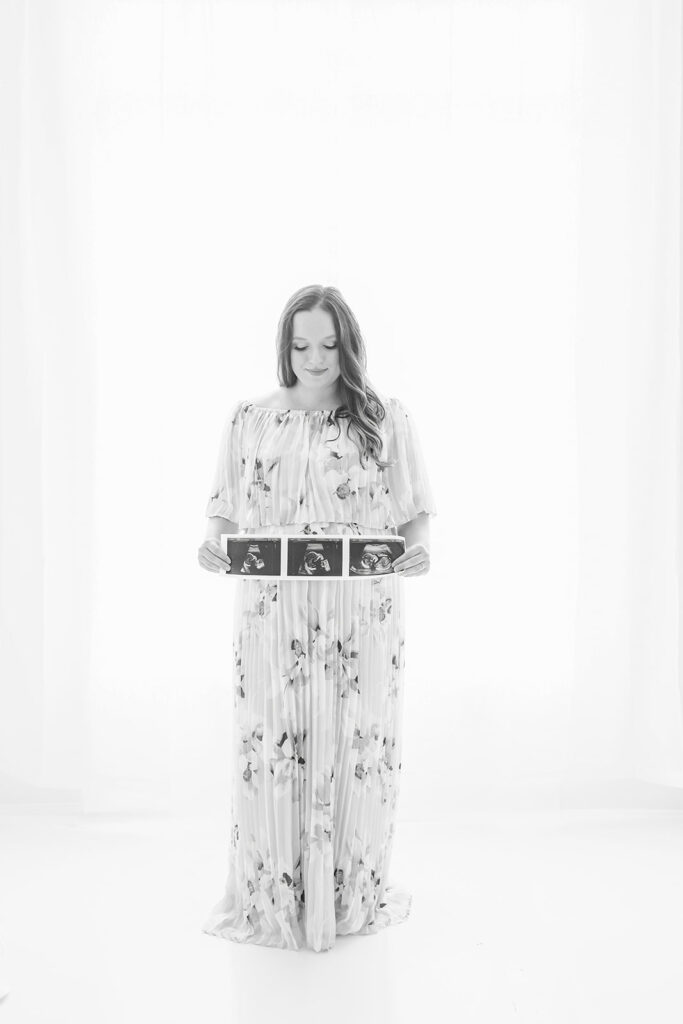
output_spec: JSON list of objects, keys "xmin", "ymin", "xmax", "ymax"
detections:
[
  {"xmin": 286, "ymin": 537, "xmax": 344, "ymax": 578},
  {"xmin": 349, "ymin": 537, "xmax": 405, "ymax": 577},
  {"xmin": 220, "ymin": 533, "xmax": 406, "ymax": 580},
  {"xmin": 224, "ymin": 535, "xmax": 282, "ymax": 577},
  {"xmin": 2, "ymin": 1, "xmax": 683, "ymax": 1022}
]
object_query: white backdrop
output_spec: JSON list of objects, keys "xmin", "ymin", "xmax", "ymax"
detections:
[{"xmin": 0, "ymin": 0, "xmax": 681, "ymax": 818}]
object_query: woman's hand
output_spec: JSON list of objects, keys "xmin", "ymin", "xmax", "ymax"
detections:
[
  {"xmin": 391, "ymin": 542, "xmax": 431, "ymax": 578},
  {"xmin": 198, "ymin": 538, "xmax": 232, "ymax": 574}
]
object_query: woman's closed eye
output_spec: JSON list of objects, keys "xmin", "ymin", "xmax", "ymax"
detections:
[{"xmin": 293, "ymin": 345, "xmax": 337, "ymax": 351}]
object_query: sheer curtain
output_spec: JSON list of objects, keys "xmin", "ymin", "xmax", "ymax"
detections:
[{"xmin": 0, "ymin": 0, "xmax": 680, "ymax": 817}]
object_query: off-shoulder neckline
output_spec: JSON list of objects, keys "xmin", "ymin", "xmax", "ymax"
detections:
[
  {"xmin": 244, "ymin": 402, "xmax": 336, "ymax": 413},
  {"xmin": 242, "ymin": 396, "xmax": 396, "ymax": 414}
]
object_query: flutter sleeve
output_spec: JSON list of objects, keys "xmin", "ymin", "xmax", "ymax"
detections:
[
  {"xmin": 383, "ymin": 396, "xmax": 438, "ymax": 525},
  {"xmin": 205, "ymin": 399, "xmax": 245, "ymax": 521}
]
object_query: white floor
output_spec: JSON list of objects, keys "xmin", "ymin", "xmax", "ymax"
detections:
[{"xmin": 1, "ymin": 806, "xmax": 682, "ymax": 1024}]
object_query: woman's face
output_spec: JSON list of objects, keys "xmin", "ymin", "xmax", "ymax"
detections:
[{"xmin": 290, "ymin": 307, "xmax": 341, "ymax": 393}]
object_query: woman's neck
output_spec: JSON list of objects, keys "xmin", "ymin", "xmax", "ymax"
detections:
[{"xmin": 284, "ymin": 384, "xmax": 343, "ymax": 409}]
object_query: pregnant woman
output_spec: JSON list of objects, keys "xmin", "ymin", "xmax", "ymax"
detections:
[{"xmin": 197, "ymin": 284, "xmax": 437, "ymax": 953}]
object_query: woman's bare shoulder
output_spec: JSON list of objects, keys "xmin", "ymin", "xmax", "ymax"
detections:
[{"xmin": 247, "ymin": 387, "xmax": 290, "ymax": 409}]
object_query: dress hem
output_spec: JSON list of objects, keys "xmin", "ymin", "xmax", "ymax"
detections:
[{"xmin": 201, "ymin": 883, "xmax": 412, "ymax": 953}]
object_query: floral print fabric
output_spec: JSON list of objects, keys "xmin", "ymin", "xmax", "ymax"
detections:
[{"xmin": 202, "ymin": 397, "xmax": 437, "ymax": 952}]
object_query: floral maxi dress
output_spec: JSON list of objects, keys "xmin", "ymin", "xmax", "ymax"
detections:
[{"xmin": 202, "ymin": 396, "xmax": 437, "ymax": 952}]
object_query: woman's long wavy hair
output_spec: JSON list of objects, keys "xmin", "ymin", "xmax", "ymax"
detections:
[{"xmin": 275, "ymin": 285, "xmax": 393, "ymax": 470}]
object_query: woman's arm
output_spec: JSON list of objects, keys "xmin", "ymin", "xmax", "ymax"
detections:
[
  {"xmin": 205, "ymin": 515, "xmax": 240, "ymax": 542},
  {"xmin": 398, "ymin": 511, "xmax": 431, "ymax": 552}
]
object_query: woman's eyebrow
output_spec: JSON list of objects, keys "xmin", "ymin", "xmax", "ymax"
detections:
[{"xmin": 292, "ymin": 335, "xmax": 337, "ymax": 341}]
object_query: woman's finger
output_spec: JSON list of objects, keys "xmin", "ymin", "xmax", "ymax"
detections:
[
  {"xmin": 202, "ymin": 560, "xmax": 231, "ymax": 573},
  {"xmin": 199, "ymin": 549, "xmax": 232, "ymax": 572},
  {"xmin": 210, "ymin": 556, "xmax": 232, "ymax": 571},
  {"xmin": 394, "ymin": 554, "xmax": 425, "ymax": 572}
]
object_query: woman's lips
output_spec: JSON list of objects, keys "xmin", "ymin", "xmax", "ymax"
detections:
[{"xmin": 307, "ymin": 369, "xmax": 327, "ymax": 374}]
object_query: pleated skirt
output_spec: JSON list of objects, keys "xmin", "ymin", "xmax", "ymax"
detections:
[{"xmin": 202, "ymin": 559, "xmax": 411, "ymax": 952}]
